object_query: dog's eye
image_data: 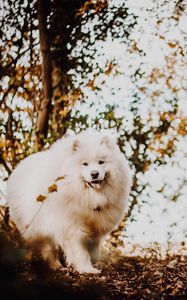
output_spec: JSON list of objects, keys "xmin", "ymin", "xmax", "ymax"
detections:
[
  {"xmin": 98, "ymin": 160, "xmax": 104, "ymax": 165},
  {"xmin": 82, "ymin": 162, "xmax": 88, "ymax": 166}
]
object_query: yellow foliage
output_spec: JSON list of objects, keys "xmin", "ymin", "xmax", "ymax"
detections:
[
  {"xmin": 76, "ymin": 0, "xmax": 108, "ymax": 16},
  {"xmin": 178, "ymin": 117, "xmax": 187, "ymax": 136}
]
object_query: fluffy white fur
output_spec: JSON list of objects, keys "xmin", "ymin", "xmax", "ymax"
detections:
[{"xmin": 7, "ymin": 130, "xmax": 131, "ymax": 274}]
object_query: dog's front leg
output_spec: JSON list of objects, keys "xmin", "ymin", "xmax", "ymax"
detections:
[{"xmin": 63, "ymin": 233, "xmax": 101, "ymax": 274}]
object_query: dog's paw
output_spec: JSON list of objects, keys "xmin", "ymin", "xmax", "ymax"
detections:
[
  {"xmin": 89, "ymin": 267, "xmax": 101, "ymax": 274},
  {"xmin": 76, "ymin": 266, "xmax": 101, "ymax": 274}
]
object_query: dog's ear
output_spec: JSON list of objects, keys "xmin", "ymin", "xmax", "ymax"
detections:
[
  {"xmin": 72, "ymin": 139, "xmax": 79, "ymax": 152},
  {"xmin": 100, "ymin": 135, "xmax": 113, "ymax": 149}
]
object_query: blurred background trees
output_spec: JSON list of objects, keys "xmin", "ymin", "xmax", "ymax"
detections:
[{"xmin": 0, "ymin": 0, "xmax": 186, "ymax": 247}]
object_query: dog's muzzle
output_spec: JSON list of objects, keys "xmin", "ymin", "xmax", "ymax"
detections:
[{"xmin": 85, "ymin": 179, "xmax": 104, "ymax": 189}]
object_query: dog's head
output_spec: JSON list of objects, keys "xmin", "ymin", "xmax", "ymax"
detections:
[{"xmin": 71, "ymin": 132, "xmax": 117, "ymax": 190}]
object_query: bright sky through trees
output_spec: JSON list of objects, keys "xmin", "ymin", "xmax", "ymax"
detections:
[{"xmin": 71, "ymin": 0, "xmax": 187, "ymax": 247}]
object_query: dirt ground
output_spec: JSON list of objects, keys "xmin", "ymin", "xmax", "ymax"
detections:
[
  {"xmin": 1, "ymin": 239, "xmax": 187, "ymax": 300},
  {"xmin": 0, "ymin": 206, "xmax": 187, "ymax": 300}
]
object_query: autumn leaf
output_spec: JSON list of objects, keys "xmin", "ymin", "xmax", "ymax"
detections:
[
  {"xmin": 168, "ymin": 42, "xmax": 176, "ymax": 48},
  {"xmin": 105, "ymin": 62, "xmax": 115, "ymax": 75},
  {"xmin": 112, "ymin": 231, "xmax": 121, "ymax": 236},
  {"xmin": 55, "ymin": 176, "xmax": 66, "ymax": 182},
  {"xmin": 48, "ymin": 183, "xmax": 58, "ymax": 193},
  {"xmin": 86, "ymin": 78, "xmax": 96, "ymax": 91},
  {"xmin": 36, "ymin": 194, "xmax": 47, "ymax": 202}
]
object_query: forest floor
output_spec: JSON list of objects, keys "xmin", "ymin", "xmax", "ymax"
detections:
[
  {"xmin": 0, "ymin": 205, "xmax": 187, "ymax": 300},
  {"xmin": 1, "ymin": 236, "xmax": 187, "ymax": 300}
]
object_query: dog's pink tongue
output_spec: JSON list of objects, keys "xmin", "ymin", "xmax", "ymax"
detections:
[
  {"xmin": 95, "ymin": 183, "xmax": 101, "ymax": 189},
  {"xmin": 92, "ymin": 182, "xmax": 101, "ymax": 189}
]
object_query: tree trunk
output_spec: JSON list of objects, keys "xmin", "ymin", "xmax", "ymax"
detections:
[{"xmin": 36, "ymin": 0, "xmax": 52, "ymax": 148}]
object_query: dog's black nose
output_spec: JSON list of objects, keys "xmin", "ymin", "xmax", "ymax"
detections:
[{"xmin": 91, "ymin": 170, "xmax": 99, "ymax": 179}]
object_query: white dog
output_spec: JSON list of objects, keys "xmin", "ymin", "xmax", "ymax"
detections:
[{"xmin": 7, "ymin": 131, "xmax": 131, "ymax": 273}]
